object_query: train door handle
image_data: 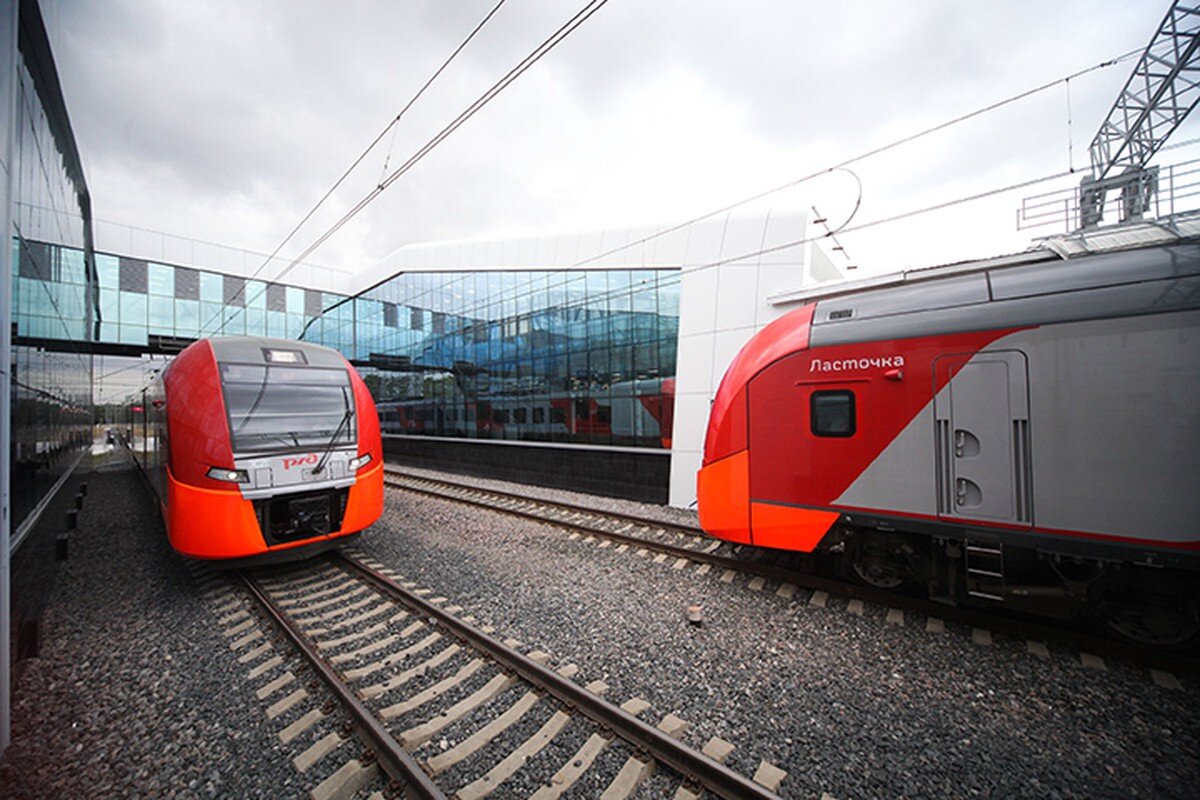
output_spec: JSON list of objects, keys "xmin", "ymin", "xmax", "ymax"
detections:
[{"xmin": 953, "ymin": 429, "xmax": 980, "ymax": 458}]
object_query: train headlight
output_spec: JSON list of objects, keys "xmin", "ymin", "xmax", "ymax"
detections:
[
  {"xmin": 207, "ymin": 467, "xmax": 250, "ymax": 484},
  {"xmin": 349, "ymin": 453, "xmax": 372, "ymax": 471}
]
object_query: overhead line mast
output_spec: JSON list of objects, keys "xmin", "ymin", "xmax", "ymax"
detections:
[{"xmin": 1079, "ymin": 1, "xmax": 1200, "ymax": 228}]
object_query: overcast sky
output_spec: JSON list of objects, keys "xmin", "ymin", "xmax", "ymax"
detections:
[{"xmin": 48, "ymin": 0, "xmax": 1197, "ymax": 282}]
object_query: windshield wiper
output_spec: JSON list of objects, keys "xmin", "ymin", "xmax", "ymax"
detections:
[{"xmin": 313, "ymin": 402, "xmax": 352, "ymax": 476}]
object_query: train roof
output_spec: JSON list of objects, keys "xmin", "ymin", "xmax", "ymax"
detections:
[
  {"xmin": 768, "ymin": 214, "xmax": 1200, "ymax": 309},
  {"xmin": 207, "ymin": 336, "xmax": 349, "ymax": 369}
]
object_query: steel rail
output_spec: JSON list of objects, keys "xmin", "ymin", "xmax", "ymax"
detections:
[
  {"xmin": 333, "ymin": 551, "xmax": 782, "ymax": 800},
  {"xmin": 240, "ymin": 572, "xmax": 448, "ymax": 800},
  {"xmin": 383, "ymin": 474, "xmax": 1200, "ymax": 677}
]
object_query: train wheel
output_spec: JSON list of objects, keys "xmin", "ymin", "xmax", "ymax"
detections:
[
  {"xmin": 848, "ymin": 533, "xmax": 916, "ymax": 590},
  {"xmin": 1093, "ymin": 583, "xmax": 1200, "ymax": 648}
]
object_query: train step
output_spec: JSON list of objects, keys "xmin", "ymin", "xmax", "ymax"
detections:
[{"xmin": 965, "ymin": 543, "xmax": 1005, "ymax": 601}]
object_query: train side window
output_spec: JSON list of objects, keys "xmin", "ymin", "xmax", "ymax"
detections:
[
  {"xmin": 533, "ymin": 407, "xmax": 545, "ymax": 423},
  {"xmin": 811, "ymin": 390, "xmax": 855, "ymax": 437},
  {"xmin": 513, "ymin": 407, "xmax": 527, "ymax": 424}
]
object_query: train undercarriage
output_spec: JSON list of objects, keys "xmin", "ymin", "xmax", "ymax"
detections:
[{"xmin": 823, "ymin": 526, "xmax": 1200, "ymax": 648}]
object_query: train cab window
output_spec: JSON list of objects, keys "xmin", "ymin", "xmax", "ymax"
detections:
[
  {"xmin": 221, "ymin": 364, "xmax": 355, "ymax": 453},
  {"xmin": 811, "ymin": 390, "xmax": 855, "ymax": 437}
]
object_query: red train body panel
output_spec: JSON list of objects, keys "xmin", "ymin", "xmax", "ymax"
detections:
[
  {"xmin": 134, "ymin": 336, "xmax": 383, "ymax": 563},
  {"xmin": 697, "ymin": 240, "xmax": 1200, "ymax": 644}
]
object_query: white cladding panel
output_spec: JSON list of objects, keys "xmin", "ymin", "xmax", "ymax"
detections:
[{"xmin": 667, "ymin": 211, "xmax": 840, "ymax": 508}]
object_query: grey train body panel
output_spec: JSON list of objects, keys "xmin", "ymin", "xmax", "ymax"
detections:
[
  {"xmin": 832, "ymin": 311, "xmax": 1200, "ymax": 549},
  {"xmin": 811, "ymin": 242, "xmax": 1199, "ymax": 563}
]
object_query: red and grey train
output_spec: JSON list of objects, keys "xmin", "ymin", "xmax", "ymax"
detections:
[
  {"xmin": 698, "ymin": 238, "xmax": 1200, "ymax": 644},
  {"xmin": 132, "ymin": 336, "xmax": 383, "ymax": 563}
]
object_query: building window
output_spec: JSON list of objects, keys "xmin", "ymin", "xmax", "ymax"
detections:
[
  {"xmin": 175, "ymin": 267, "xmax": 200, "ymax": 300},
  {"xmin": 266, "ymin": 282, "xmax": 288, "ymax": 312},
  {"xmin": 223, "ymin": 275, "xmax": 246, "ymax": 307},
  {"xmin": 811, "ymin": 390, "xmax": 855, "ymax": 437},
  {"xmin": 19, "ymin": 241, "xmax": 52, "ymax": 280},
  {"xmin": 305, "ymin": 289, "xmax": 324, "ymax": 317},
  {"xmin": 119, "ymin": 257, "xmax": 148, "ymax": 293}
]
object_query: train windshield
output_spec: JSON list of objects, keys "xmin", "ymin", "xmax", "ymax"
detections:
[{"xmin": 220, "ymin": 364, "xmax": 356, "ymax": 454}]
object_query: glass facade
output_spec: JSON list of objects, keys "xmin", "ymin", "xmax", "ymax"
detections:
[
  {"xmin": 14, "ymin": 240, "xmax": 682, "ymax": 450},
  {"xmin": 8, "ymin": 34, "xmax": 94, "ymax": 533},
  {"xmin": 91, "ymin": 252, "xmax": 341, "ymax": 345},
  {"xmin": 309, "ymin": 268, "xmax": 680, "ymax": 448},
  {"xmin": 15, "ymin": 241, "xmax": 347, "ymax": 349},
  {"xmin": 4, "ymin": 0, "xmax": 97, "ymax": 743}
]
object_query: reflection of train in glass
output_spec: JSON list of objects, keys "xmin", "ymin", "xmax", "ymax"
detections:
[
  {"xmin": 378, "ymin": 378, "xmax": 675, "ymax": 448},
  {"xmin": 698, "ymin": 241, "xmax": 1200, "ymax": 645},
  {"xmin": 131, "ymin": 337, "xmax": 383, "ymax": 563}
]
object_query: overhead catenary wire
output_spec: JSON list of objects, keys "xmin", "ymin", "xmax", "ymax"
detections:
[
  {"xmin": 211, "ymin": 0, "xmax": 608, "ymax": 335},
  {"xmin": 265, "ymin": 0, "xmax": 608, "ymax": 288},
  {"xmin": 204, "ymin": 0, "xmax": 509, "ymax": 334},
  {"xmin": 573, "ymin": 46, "xmax": 1144, "ymax": 268},
  {"xmin": 679, "ymin": 168, "xmax": 1077, "ymax": 279}
]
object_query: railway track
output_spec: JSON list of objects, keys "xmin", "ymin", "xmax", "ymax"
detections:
[
  {"xmin": 382, "ymin": 467, "xmax": 1200, "ymax": 678},
  {"xmin": 239, "ymin": 550, "xmax": 786, "ymax": 799}
]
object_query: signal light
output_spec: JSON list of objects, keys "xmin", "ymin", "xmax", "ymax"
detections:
[{"xmin": 207, "ymin": 467, "xmax": 250, "ymax": 484}]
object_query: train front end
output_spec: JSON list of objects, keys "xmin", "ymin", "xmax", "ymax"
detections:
[
  {"xmin": 164, "ymin": 337, "xmax": 383, "ymax": 561},
  {"xmin": 697, "ymin": 304, "xmax": 842, "ymax": 550}
]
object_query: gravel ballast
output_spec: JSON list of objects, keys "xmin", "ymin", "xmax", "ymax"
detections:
[
  {"xmin": 4, "ymin": 454, "xmax": 1194, "ymax": 798},
  {"xmin": 363, "ymin": 466, "xmax": 1200, "ymax": 800},
  {"xmin": 0, "ymin": 456, "xmax": 309, "ymax": 798}
]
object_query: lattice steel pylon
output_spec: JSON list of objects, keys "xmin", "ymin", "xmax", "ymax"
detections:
[{"xmin": 1079, "ymin": 1, "xmax": 1200, "ymax": 228}]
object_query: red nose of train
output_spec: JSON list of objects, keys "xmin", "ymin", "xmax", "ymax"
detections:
[{"xmin": 697, "ymin": 304, "xmax": 820, "ymax": 546}]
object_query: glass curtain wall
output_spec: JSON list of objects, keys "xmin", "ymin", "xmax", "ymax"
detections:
[
  {"xmin": 314, "ymin": 268, "xmax": 680, "ymax": 449},
  {"xmin": 5, "ymin": 0, "xmax": 98, "ymax": 753},
  {"xmin": 9, "ymin": 32, "xmax": 94, "ymax": 531},
  {"xmin": 14, "ymin": 242, "xmax": 346, "ymax": 347}
]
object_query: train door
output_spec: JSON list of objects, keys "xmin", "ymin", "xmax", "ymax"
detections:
[{"xmin": 933, "ymin": 350, "xmax": 1032, "ymax": 527}]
